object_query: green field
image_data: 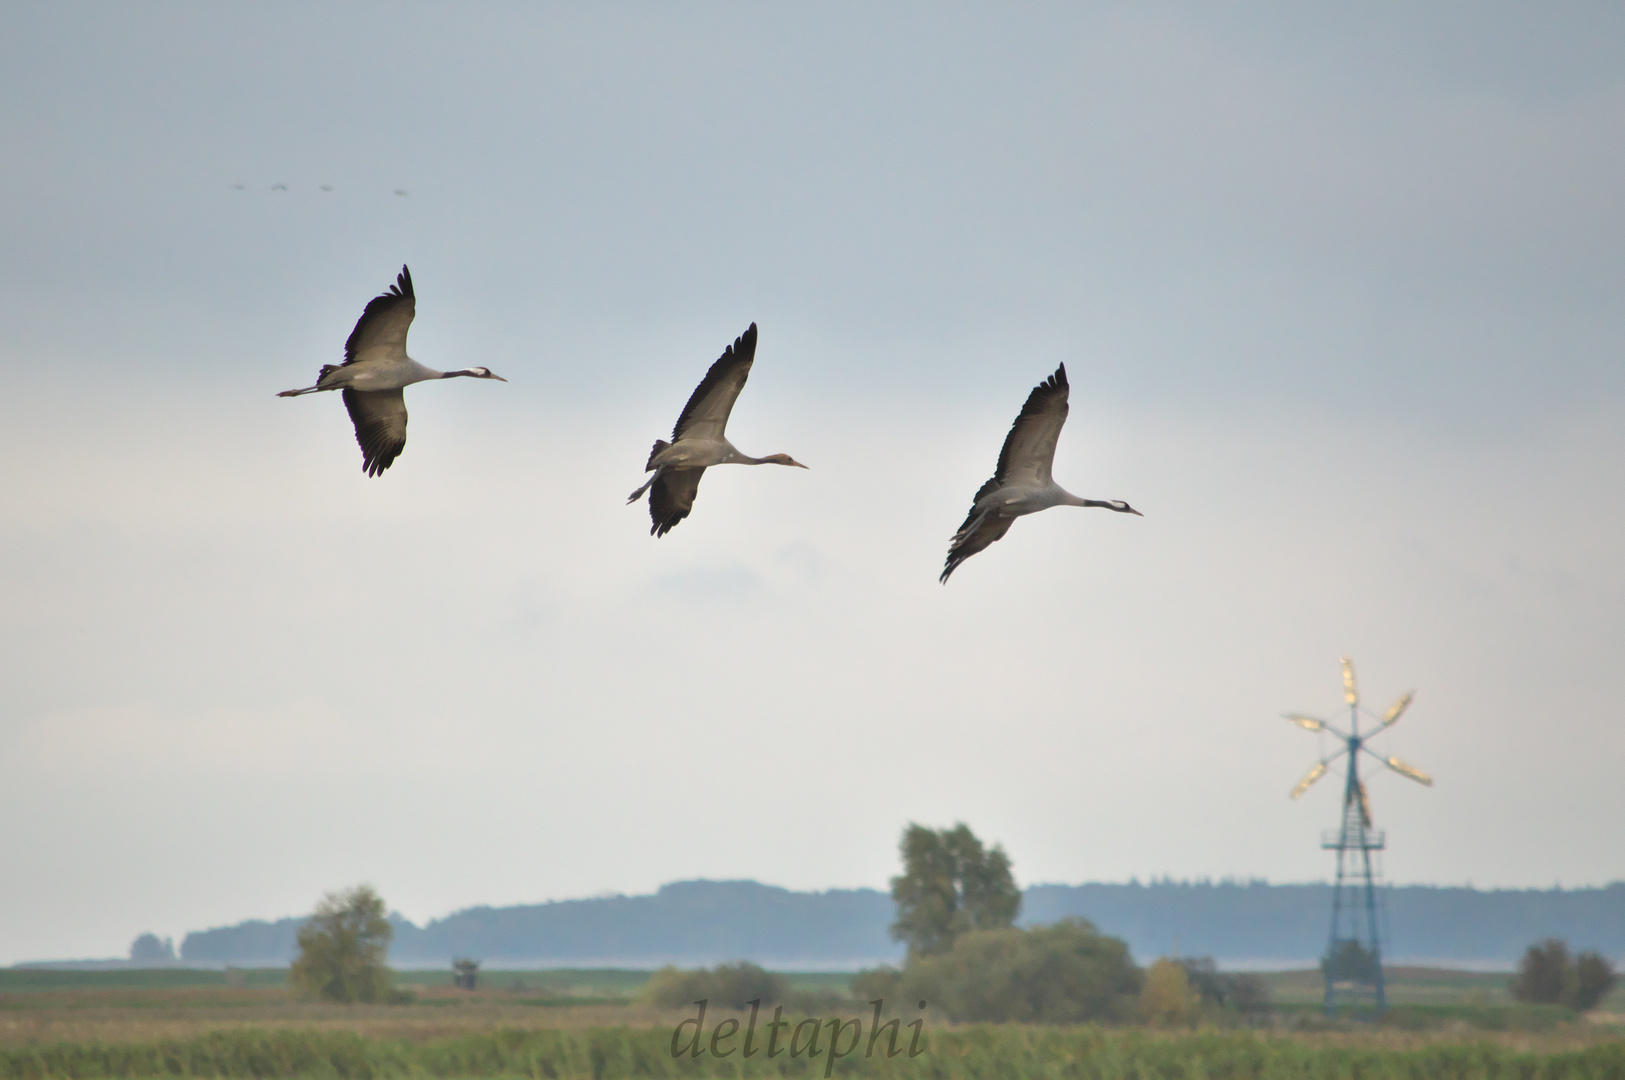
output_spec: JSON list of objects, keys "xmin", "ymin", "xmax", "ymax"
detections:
[
  {"xmin": 0, "ymin": 968, "xmax": 855, "ymax": 997},
  {"xmin": 8, "ymin": 965, "xmax": 1621, "ymax": 1010}
]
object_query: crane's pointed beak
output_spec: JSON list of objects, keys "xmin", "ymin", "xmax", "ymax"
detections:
[{"xmin": 490, "ymin": 373, "xmax": 508, "ymax": 382}]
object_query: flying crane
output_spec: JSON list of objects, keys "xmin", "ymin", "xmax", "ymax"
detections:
[
  {"xmin": 278, "ymin": 266, "xmax": 506, "ymax": 476},
  {"xmin": 940, "ymin": 364, "xmax": 1141, "ymax": 583}
]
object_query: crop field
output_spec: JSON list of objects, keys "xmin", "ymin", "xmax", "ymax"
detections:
[
  {"xmin": 1, "ymin": 969, "xmax": 1621, "ymax": 1078},
  {"xmin": 1, "ymin": 1020, "xmax": 1624, "ymax": 1080}
]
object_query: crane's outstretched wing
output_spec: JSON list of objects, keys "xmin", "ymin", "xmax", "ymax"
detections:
[
  {"xmin": 649, "ymin": 468, "xmax": 705, "ymax": 537},
  {"xmin": 941, "ymin": 510, "xmax": 1017, "ymax": 583},
  {"xmin": 343, "ymin": 265, "xmax": 416, "ymax": 367},
  {"xmin": 672, "ymin": 324, "xmax": 757, "ymax": 443},
  {"xmin": 994, "ymin": 364, "xmax": 1069, "ymax": 486},
  {"xmin": 343, "ymin": 388, "xmax": 408, "ymax": 477}
]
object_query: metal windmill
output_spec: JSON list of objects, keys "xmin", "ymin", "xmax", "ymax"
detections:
[{"xmin": 1284, "ymin": 657, "xmax": 1433, "ymax": 1015}]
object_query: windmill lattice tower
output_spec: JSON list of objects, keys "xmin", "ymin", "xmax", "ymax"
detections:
[{"xmin": 1284, "ymin": 658, "xmax": 1433, "ymax": 1015}]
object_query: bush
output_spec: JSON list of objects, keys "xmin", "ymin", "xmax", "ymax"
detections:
[
  {"xmin": 1573, "ymin": 950, "xmax": 1618, "ymax": 1011},
  {"xmin": 1141, "ymin": 958, "xmax": 1198, "ymax": 1026},
  {"xmin": 289, "ymin": 885, "xmax": 395, "ymax": 1004},
  {"xmin": 1177, "ymin": 956, "xmax": 1272, "ymax": 1015},
  {"xmin": 1511, "ymin": 938, "xmax": 1617, "ymax": 1011},
  {"xmin": 888, "ymin": 917, "xmax": 1142, "ymax": 1023},
  {"xmin": 639, "ymin": 961, "xmax": 789, "ymax": 1010},
  {"xmin": 128, "ymin": 933, "xmax": 175, "ymax": 964},
  {"xmin": 852, "ymin": 964, "xmax": 902, "ymax": 1005},
  {"xmin": 1321, "ymin": 938, "xmax": 1380, "ymax": 984}
]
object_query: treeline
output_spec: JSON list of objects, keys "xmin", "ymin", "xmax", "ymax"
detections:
[{"xmin": 171, "ymin": 878, "xmax": 1625, "ymax": 967}]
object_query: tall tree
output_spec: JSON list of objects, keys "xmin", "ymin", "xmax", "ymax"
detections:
[
  {"xmin": 890, "ymin": 823, "xmax": 1020, "ymax": 958},
  {"xmin": 290, "ymin": 885, "xmax": 395, "ymax": 1003}
]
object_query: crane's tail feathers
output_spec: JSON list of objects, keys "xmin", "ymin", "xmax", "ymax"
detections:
[
  {"xmin": 644, "ymin": 439, "xmax": 671, "ymax": 471},
  {"xmin": 280, "ymin": 364, "xmax": 345, "ymax": 397}
]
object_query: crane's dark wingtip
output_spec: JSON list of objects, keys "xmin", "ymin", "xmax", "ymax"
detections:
[{"xmin": 395, "ymin": 265, "xmax": 414, "ymax": 299}]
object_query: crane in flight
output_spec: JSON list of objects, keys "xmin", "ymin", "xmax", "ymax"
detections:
[
  {"xmin": 277, "ymin": 266, "xmax": 506, "ymax": 476},
  {"xmin": 941, "ymin": 364, "xmax": 1140, "ymax": 583},
  {"xmin": 628, "ymin": 323, "xmax": 807, "ymax": 536}
]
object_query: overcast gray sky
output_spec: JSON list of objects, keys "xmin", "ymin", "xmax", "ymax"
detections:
[{"xmin": 2, "ymin": 2, "xmax": 1623, "ymax": 964}]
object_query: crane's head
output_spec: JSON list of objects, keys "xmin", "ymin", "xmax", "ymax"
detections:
[
  {"xmin": 1107, "ymin": 500, "xmax": 1143, "ymax": 516},
  {"xmin": 466, "ymin": 366, "xmax": 508, "ymax": 381},
  {"xmin": 763, "ymin": 453, "xmax": 809, "ymax": 469}
]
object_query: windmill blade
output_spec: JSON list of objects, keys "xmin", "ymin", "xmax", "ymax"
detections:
[
  {"xmin": 1340, "ymin": 657, "xmax": 1358, "ymax": 706},
  {"xmin": 1384, "ymin": 755, "xmax": 1433, "ymax": 786},
  {"xmin": 1284, "ymin": 713, "xmax": 1327, "ymax": 732},
  {"xmin": 1289, "ymin": 761, "xmax": 1329, "ymax": 799},
  {"xmin": 1380, "ymin": 691, "xmax": 1415, "ymax": 728}
]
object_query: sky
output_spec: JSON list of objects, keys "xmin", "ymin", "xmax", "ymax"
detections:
[{"xmin": 1, "ymin": 2, "xmax": 1623, "ymax": 964}]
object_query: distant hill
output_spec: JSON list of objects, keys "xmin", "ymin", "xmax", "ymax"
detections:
[
  {"xmin": 172, "ymin": 879, "xmax": 1625, "ymax": 968},
  {"xmin": 179, "ymin": 880, "xmax": 896, "ymax": 969},
  {"xmin": 1024, "ymin": 880, "xmax": 1625, "ymax": 964}
]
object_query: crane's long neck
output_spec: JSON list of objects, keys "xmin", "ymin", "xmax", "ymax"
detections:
[
  {"xmin": 401, "ymin": 358, "xmax": 444, "ymax": 384},
  {"xmin": 1058, "ymin": 488, "xmax": 1139, "ymax": 515}
]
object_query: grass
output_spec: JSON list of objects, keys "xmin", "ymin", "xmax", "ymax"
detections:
[
  {"xmin": 0, "ymin": 970, "xmax": 853, "ymax": 998},
  {"xmin": 1257, "ymin": 965, "xmax": 1625, "ymax": 1011},
  {"xmin": 0, "ymin": 972, "xmax": 287, "ymax": 994}
]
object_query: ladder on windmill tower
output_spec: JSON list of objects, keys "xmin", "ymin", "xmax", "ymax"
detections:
[{"xmin": 1284, "ymin": 658, "xmax": 1434, "ymax": 1016}]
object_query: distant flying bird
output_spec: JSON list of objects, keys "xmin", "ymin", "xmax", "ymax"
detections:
[
  {"xmin": 272, "ymin": 183, "xmax": 287, "ymax": 191},
  {"xmin": 393, "ymin": 189, "xmax": 409, "ymax": 197},
  {"xmin": 277, "ymin": 266, "xmax": 506, "ymax": 476},
  {"xmin": 627, "ymin": 323, "xmax": 807, "ymax": 536},
  {"xmin": 941, "ymin": 364, "xmax": 1140, "ymax": 583},
  {"xmin": 233, "ymin": 183, "xmax": 245, "ymax": 190},
  {"xmin": 320, "ymin": 184, "xmax": 333, "ymax": 192}
]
